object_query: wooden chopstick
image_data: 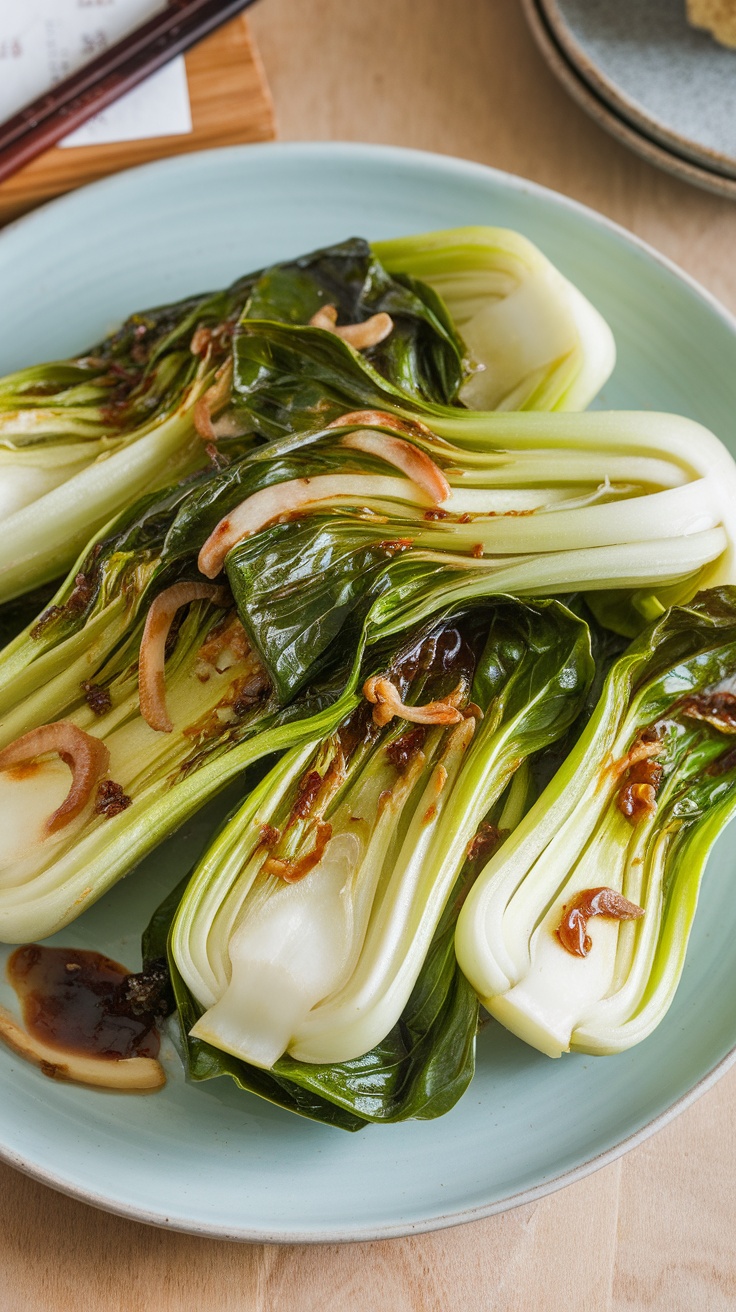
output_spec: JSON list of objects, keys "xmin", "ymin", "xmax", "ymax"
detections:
[{"xmin": 0, "ymin": 0, "xmax": 258, "ymax": 187}]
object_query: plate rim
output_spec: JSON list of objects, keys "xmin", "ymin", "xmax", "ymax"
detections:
[
  {"xmin": 1, "ymin": 1041, "xmax": 735, "ymax": 1243},
  {"xmin": 522, "ymin": 0, "xmax": 736, "ymax": 200},
  {"xmin": 2, "ymin": 139, "xmax": 736, "ymax": 1242}
]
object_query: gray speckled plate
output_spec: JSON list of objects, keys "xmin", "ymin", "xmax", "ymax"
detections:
[
  {"xmin": 542, "ymin": 0, "xmax": 736, "ymax": 180},
  {"xmin": 524, "ymin": 0, "xmax": 736, "ymax": 199}
]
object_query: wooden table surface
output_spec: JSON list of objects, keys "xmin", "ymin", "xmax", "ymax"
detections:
[{"xmin": 3, "ymin": 3, "xmax": 736, "ymax": 1308}]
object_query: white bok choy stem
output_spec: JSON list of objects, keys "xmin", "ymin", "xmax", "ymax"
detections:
[
  {"xmin": 426, "ymin": 410, "xmax": 736, "ymax": 566},
  {"xmin": 364, "ymin": 534, "xmax": 728, "ymax": 647},
  {"xmin": 373, "ymin": 225, "xmax": 616, "ymax": 411},
  {"xmin": 454, "ymin": 588, "xmax": 736, "ymax": 1058},
  {"xmin": 171, "ymin": 600, "xmax": 593, "ymax": 1069},
  {"xmin": 413, "ymin": 409, "xmax": 736, "ymax": 590}
]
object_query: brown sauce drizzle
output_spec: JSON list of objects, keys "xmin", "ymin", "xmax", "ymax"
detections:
[
  {"xmin": 30, "ymin": 552, "xmax": 103, "ymax": 639},
  {"xmin": 679, "ymin": 690, "xmax": 736, "ymax": 733},
  {"xmin": 4, "ymin": 760, "xmax": 43, "ymax": 781},
  {"xmin": 30, "ymin": 605, "xmax": 64, "ymax": 639},
  {"xmin": 64, "ymin": 572, "xmax": 93, "ymax": 617},
  {"xmin": 614, "ymin": 726, "xmax": 664, "ymax": 824},
  {"xmin": 385, "ymin": 726, "xmax": 428, "ymax": 772},
  {"xmin": 262, "ymin": 821, "xmax": 333, "ymax": 883},
  {"xmin": 182, "ymin": 664, "xmax": 270, "ymax": 743},
  {"xmin": 231, "ymin": 671, "xmax": 270, "ymax": 716},
  {"xmin": 466, "ymin": 822, "xmax": 505, "ymax": 865},
  {"xmin": 196, "ymin": 612, "xmax": 250, "ymax": 672},
  {"xmin": 289, "ymin": 770, "xmax": 323, "ymax": 823},
  {"xmin": 556, "ymin": 887, "xmax": 645, "ymax": 958},
  {"xmin": 94, "ymin": 779, "xmax": 132, "ymax": 817},
  {"xmin": 377, "ymin": 538, "xmax": 413, "ymax": 555},
  {"xmin": 81, "ymin": 680, "xmax": 112, "ymax": 716},
  {"xmin": 7, "ymin": 946, "xmax": 164, "ymax": 1061},
  {"xmin": 617, "ymin": 758, "xmax": 663, "ymax": 823}
]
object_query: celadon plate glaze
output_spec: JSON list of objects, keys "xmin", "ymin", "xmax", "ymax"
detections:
[{"xmin": 1, "ymin": 144, "xmax": 736, "ymax": 1242}]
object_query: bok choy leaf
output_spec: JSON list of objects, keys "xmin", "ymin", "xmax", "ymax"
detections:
[
  {"xmin": 455, "ymin": 587, "xmax": 736, "ymax": 1057},
  {"xmin": 242, "ymin": 237, "xmax": 466, "ymax": 407}
]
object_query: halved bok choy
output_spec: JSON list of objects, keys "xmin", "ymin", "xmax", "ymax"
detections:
[
  {"xmin": 239, "ymin": 228, "xmax": 614, "ymax": 412},
  {"xmin": 169, "ymin": 596, "xmax": 592, "ymax": 1077},
  {"xmin": 455, "ymin": 588, "xmax": 736, "ymax": 1057},
  {"xmin": 0, "ymin": 590, "xmax": 287, "ymax": 942},
  {"xmin": 0, "ymin": 223, "xmax": 611, "ymax": 604},
  {"xmin": 145, "ymin": 755, "xmax": 535, "ymax": 1130},
  {"xmin": 192, "ymin": 387, "xmax": 736, "ymax": 698}
]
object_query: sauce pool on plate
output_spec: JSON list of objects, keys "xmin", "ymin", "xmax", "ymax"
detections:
[{"xmin": 7, "ymin": 945, "xmax": 161, "ymax": 1061}]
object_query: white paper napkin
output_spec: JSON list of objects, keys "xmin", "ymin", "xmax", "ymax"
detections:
[{"xmin": 0, "ymin": 0, "xmax": 193, "ymax": 148}]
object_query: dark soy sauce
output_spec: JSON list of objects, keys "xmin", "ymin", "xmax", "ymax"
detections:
[{"xmin": 7, "ymin": 946, "xmax": 161, "ymax": 1061}]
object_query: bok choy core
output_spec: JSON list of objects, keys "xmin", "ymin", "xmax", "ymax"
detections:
[
  {"xmin": 0, "ymin": 227, "xmax": 614, "ymax": 605},
  {"xmin": 169, "ymin": 598, "xmax": 592, "ymax": 1071},
  {"xmin": 455, "ymin": 589, "xmax": 736, "ymax": 1058}
]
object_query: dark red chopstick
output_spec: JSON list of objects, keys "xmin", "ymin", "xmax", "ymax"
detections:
[{"xmin": 0, "ymin": 0, "xmax": 258, "ymax": 187}]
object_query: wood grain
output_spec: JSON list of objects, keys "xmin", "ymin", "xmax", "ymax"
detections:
[
  {"xmin": 0, "ymin": 15, "xmax": 275, "ymax": 224},
  {"xmin": 2, "ymin": 1, "xmax": 736, "ymax": 1307}
]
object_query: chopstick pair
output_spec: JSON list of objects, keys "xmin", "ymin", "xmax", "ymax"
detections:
[{"xmin": 0, "ymin": 0, "xmax": 258, "ymax": 187}]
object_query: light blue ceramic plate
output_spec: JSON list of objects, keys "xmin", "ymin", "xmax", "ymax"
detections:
[{"xmin": 1, "ymin": 143, "xmax": 736, "ymax": 1242}]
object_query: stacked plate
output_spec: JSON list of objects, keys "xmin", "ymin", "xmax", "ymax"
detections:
[{"xmin": 523, "ymin": 0, "xmax": 736, "ymax": 199}]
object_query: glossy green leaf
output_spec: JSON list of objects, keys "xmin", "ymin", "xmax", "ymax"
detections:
[{"xmin": 243, "ymin": 237, "xmax": 465, "ymax": 406}]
